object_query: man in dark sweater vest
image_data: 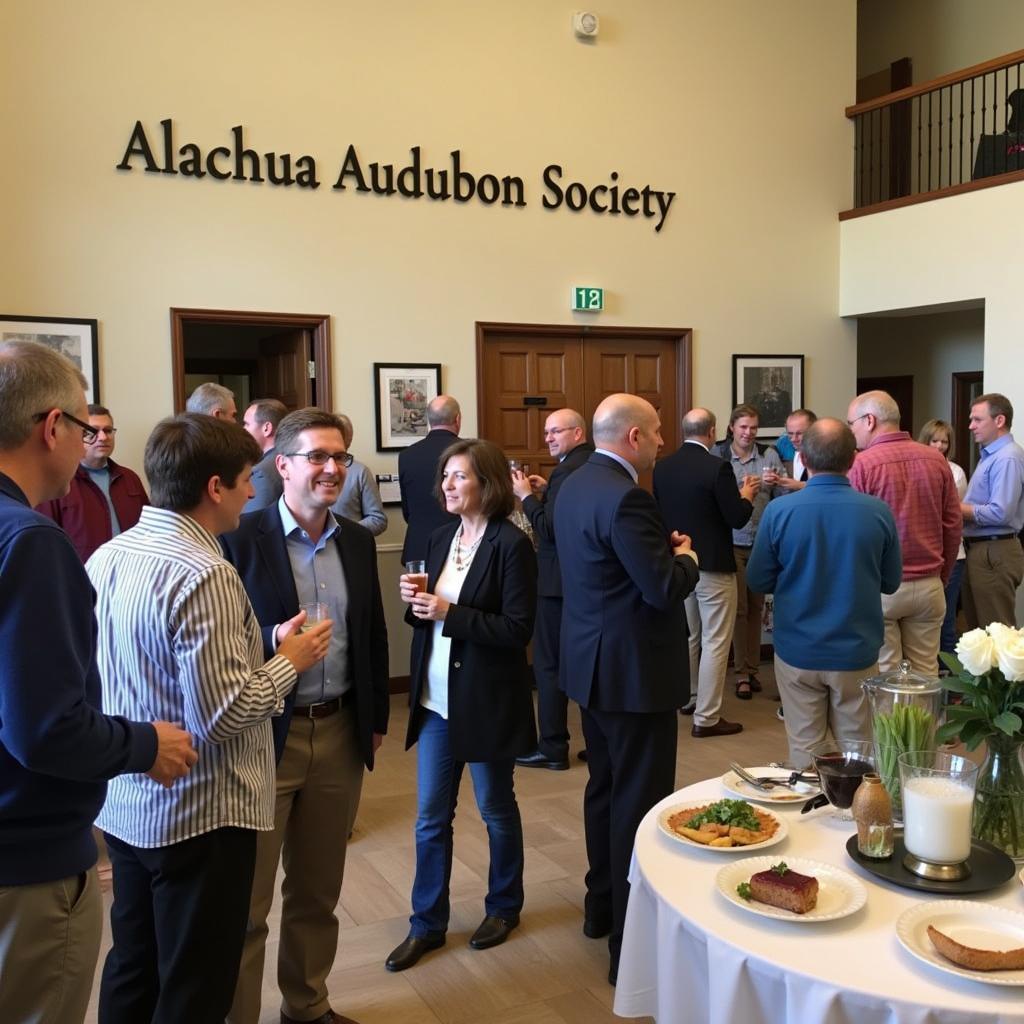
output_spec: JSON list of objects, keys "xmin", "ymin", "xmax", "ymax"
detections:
[{"xmin": 0, "ymin": 340, "xmax": 196, "ymax": 1024}]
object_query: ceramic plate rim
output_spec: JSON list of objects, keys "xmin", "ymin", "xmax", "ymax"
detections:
[
  {"xmin": 656, "ymin": 801, "xmax": 787, "ymax": 853},
  {"xmin": 715, "ymin": 856, "xmax": 867, "ymax": 923},
  {"xmin": 721, "ymin": 766, "xmax": 820, "ymax": 804},
  {"xmin": 896, "ymin": 899, "xmax": 1024, "ymax": 986}
]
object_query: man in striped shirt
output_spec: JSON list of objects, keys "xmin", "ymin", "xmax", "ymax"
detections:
[{"xmin": 87, "ymin": 413, "xmax": 332, "ymax": 1024}]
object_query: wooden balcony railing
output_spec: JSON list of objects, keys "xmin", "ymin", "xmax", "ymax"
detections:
[{"xmin": 840, "ymin": 48, "xmax": 1024, "ymax": 220}]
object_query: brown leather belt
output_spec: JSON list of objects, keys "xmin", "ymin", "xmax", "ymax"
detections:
[
  {"xmin": 294, "ymin": 691, "xmax": 354, "ymax": 719},
  {"xmin": 964, "ymin": 533, "xmax": 1019, "ymax": 547}
]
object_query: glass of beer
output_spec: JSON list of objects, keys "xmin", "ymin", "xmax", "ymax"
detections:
[
  {"xmin": 299, "ymin": 602, "xmax": 329, "ymax": 633},
  {"xmin": 405, "ymin": 560, "xmax": 428, "ymax": 594}
]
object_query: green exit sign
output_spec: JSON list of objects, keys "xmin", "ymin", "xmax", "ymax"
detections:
[{"xmin": 572, "ymin": 286, "xmax": 604, "ymax": 311}]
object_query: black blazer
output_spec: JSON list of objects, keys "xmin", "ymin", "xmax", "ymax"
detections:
[
  {"xmin": 220, "ymin": 504, "xmax": 390, "ymax": 770},
  {"xmin": 398, "ymin": 429, "xmax": 459, "ymax": 562},
  {"xmin": 653, "ymin": 441, "xmax": 753, "ymax": 573},
  {"xmin": 405, "ymin": 517, "xmax": 537, "ymax": 762},
  {"xmin": 554, "ymin": 453, "xmax": 699, "ymax": 713},
  {"xmin": 520, "ymin": 442, "xmax": 594, "ymax": 597}
]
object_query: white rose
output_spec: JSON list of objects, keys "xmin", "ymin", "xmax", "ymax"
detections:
[
  {"xmin": 986, "ymin": 622, "xmax": 1017, "ymax": 644},
  {"xmin": 956, "ymin": 629, "xmax": 997, "ymax": 677},
  {"xmin": 993, "ymin": 630, "xmax": 1024, "ymax": 683}
]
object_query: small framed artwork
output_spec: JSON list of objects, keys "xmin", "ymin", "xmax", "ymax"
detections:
[
  {"xmin": 374, "ymin": 362, "xmax": 441, "ymax": 451},
  {"xmin": 732, "ymin": 354, "xmax": 804, "ymax": 439},
  {"xmin": 376, "ymin": 473, "xmax": 402, "ymax": 506},
  {"xmin": 0, "ymin": 315, "xmax": 100, "ymax": 402}
]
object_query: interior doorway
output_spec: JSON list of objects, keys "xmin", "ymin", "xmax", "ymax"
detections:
[
  {"xmin": 855, "ymin": 374, "xmax": 914, "ymax": 431},
  {"xmin": 170, "ymin": 308, "xmax": 333, "ymax": 414}
]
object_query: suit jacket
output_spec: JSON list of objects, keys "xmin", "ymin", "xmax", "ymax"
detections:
[
  {"xmin": 653, "ymin": 441, "xmax": 753, "ymax": 573},
  {"xmin": 521, "ymin": 442, "xmax": 594, "ymax": 597},
  {"xmin": 405, "ymin": 518, "xmax": 537, "ymax": 761},
  {"xmin": 220, "ymin": 504, "xmax": 389, "ymax": 769},
  {"xmin": 398, "ymin": 429, "xmax": 459, "ymax": 561},
  {"xmin": 555, "ymin": 453, "xmax": 699, "ymax": 713},
  {"xmin": 244, "ymin": 447, "xmax": 283, "ymax": 514}
]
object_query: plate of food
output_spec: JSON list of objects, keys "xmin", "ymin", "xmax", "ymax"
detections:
[
  {"xmin": 657, "ymin": 798, "xmax": 787, "ymax": 852},
  {"xmin": 896, "ymin": 900, "xmax": 1024, "ymax": 986},
  {"xmin": 716, "ymin": 856, "xmax": 866, "ymax": 922},
  {"xmin": 721, "ymin": 765, "xmax": 820, "ymax": 804}
]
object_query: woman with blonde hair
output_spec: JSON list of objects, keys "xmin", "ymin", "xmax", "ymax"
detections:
[{"xmin": 918, "ymin": 419, "xmax": 967, "ymax": 669}]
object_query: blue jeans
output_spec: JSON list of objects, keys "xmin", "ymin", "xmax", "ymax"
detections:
[
  {"xmin": 940, "ymin": 559, "xmax": 965, "ymax": 663},
  {"xmin": 409, "ymin": 709, "xmax": 524, "ymax": 936}
]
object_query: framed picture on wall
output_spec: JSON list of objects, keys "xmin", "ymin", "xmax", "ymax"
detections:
[
  {"xmin": 373, "ymin": 362, "xmax": 442, "ymax": 451},
  {"xmin": 0, "ymin": 315, "xmax": 100, "ymax": 402},
  {"xmin": 732, "ymin": 354, "xmax": 804, "ymax": 439}
]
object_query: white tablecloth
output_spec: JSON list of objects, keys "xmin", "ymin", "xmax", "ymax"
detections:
[{"xmin": 613, "ymin": 778, "xmax": 1024, "ymax": 1024}]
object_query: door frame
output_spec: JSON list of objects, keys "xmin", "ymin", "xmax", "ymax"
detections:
[
  {"xmin": 474, "ymin": 320, "xmax": 693, "ymax": 434},
  {"xmin": 170, "ymin": 307, "xmax": 333, "ymax": 412}
]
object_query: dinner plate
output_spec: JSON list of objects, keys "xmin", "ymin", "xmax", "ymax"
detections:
[
  {"xmin": 896, "ymin": 900, "xmax": 1024, "ymax": 986},
  {"xmin": 716, "ymin": 856, "xmax": 867, "ymax": 922},
  {"xmin": 657, "ymin": 801, "xmax": 787, "ymax": 853},
  {"xmin": 721, "ymin": 766, "xmax": 820, "ymax": 804}
]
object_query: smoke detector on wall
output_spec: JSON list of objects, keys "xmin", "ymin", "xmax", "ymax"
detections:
[{"xmin": 572, "ymin": 12, "xmax": 599, "ymax": 38}]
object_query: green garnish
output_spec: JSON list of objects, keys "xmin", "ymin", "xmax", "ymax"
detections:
[
  {"xmin": 685, "ymin": 798, "xmax": 760, "ymax": 832},
  {"xmin": 770, "ymin": 861, "xmax": 789, "ymax": 876},
  {"xmin": 736, "ymin": 882, "xmax": 753, "ymax": 900}
]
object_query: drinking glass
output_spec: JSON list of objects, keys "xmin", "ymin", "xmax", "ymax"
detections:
[
  {"xmin": 811, "ymin": 740, "xmax": 876, "ymax": 820},
  {"xmin": 299, "ymin": 602, "xmax": 330, "ymax": 633},
  {"xmin": 898, "ymin": 750, "xmax": 979, "ymax": 866},
  {"xmin": 404, "ymin": 560, "xmax": 428, "ymax": 595}
]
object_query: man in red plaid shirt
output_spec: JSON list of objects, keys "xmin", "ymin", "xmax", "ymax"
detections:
[{"xmin": 847, "ymin": 390, "xmax": 961, "ymax": 674}]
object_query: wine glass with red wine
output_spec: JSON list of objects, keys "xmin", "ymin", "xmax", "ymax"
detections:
[{"xmin": 811, "ymin": 740, "xmax": 876, "ymax": 821}]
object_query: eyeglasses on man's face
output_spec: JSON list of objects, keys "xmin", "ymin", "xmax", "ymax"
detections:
[
  {"xmin": 33, "ymin": 409, "xmax": 99, "ymax": 444},
  {"xmin": 846, "ymin": 413, "xmax": 869, "ymax": 427},
  {"xmin": 543, "ymin": 426, "xmax": 573, "ymax": 438},
  {"xmin": 283, "ymin": 450, "xmax": 354, "ymax": 467}
]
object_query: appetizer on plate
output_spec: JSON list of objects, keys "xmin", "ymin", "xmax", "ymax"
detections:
[
  {"xmin": 737, "ymin": 860, "xmax": 819, "ymax": 914},
  {"xmin": 666, "ymin": 799, "xmax": 779, "ymax": 848},
  {"xmin": 927, "ymin": 924, "xmax": 1024, "ymax": 971}
]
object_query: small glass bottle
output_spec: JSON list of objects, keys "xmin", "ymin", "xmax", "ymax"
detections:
[{"xmin": 852, "ymin": 772, "xmax": 895, "ymax": 859}]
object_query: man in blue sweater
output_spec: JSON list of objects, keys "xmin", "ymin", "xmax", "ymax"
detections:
[
  {"xmin": 0, "ymin": 340, "xmax": 197, "ymax": 1024},
  {"xmin": 747, "ymin": 418, "xmax": 902, "ymax": 768}
]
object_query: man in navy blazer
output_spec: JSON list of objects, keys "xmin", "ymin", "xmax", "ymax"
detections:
[
  {"xmin": 554, "ymin": 394, "xmax": 699, "ymax": 986},
  {"xmin": 221, "ymin": 408, "xmax": 389, "ymax": 1024},
  {"xmin": 399, "ymin": 395, "xmax": 460, "ymax": 562}
]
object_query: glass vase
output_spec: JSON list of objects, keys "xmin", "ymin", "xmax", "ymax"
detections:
[{"xmin": 972, "ymin": 733, "xmax": 1024, "ymax": 861}]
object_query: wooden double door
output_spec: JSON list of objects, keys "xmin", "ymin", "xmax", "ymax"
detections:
[{"xmin": 476, "ymin": 322, "xmax": 692, "ymax": 484}]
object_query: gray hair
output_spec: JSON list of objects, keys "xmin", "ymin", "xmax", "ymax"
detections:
[
  {"xmin": 426, "ymin": 395, "xmax": 460, "ymax": 428},
  {"xmin": 0, "ymin": 340, "xmax": 87, "ymax": 450},
  {"xmin": 682, "ymin": 408, "xmax": 716, "ymax": 438},
  {"xmin": 802, "ymin": 418, "xmax": 856, "ymax": 473},
  {"xmin": 186, "ymin": 381, "xmax": 236, "ymax": 416},
  {"xmin": 851, "ymin": 390, "xmax": 900, "ymax": 426}
]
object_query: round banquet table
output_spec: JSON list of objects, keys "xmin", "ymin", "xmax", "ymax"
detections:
[{"xmin": 612, "ymin": 777, "xmax": 1024, "ymax": 1024}]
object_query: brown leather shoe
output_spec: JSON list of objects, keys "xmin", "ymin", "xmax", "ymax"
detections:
[
  {"xmin": 281, "ymin": 1011, "xmax": 361, "ymax": 1024},
  {"xmin": 691, "ymin": 718, "xmax": 743, "ymax": 738}
]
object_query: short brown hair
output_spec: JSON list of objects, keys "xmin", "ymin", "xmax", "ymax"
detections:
[
  {"xmin": 275, "ymin": 408, "xmax": 347, "ymax": 459},
  {"xmin": 88, "ymin": 403, "xmax": 111, "ymax": 418},
  {"xmin": 433, "ymin": 438, "xmax": 514, "ymax": 519},
  {"xmin": 918, "ymin": 418, "xmax": 955, "ymax": 460},
  {"xmin": 729, "ymin": 404, "xmax": 760, "ymax": 427},
  {"xmin": 145, "ymin": 413, "xmax": 260, "ymax": 511},
  {"xmin": 974, "ymin": 392, "xmax": 1014, "ymax": 429},
  {"xmin": 802, "ymin": 419, "xmax": 856, "ymax": 474},
  {"xmin": 248, "ymin": 398, "xmax": 287, "ymax": 431}
]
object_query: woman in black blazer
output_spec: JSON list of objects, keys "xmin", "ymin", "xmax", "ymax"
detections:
[{"xmin": 385, "ymin": 439, "xmax": 537, "ymax": 973}]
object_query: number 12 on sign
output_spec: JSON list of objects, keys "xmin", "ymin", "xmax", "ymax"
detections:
[{"xmin": 572, "ymin": 286, "xmax": 604, "ymax": 311}]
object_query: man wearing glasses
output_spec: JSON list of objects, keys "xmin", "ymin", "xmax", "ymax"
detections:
[
  {"xmin": 37, "ymin": 403, "xmax": 148, "ymax": 562},
  {"xmin": 222, "ymin": 408, "xmax": 389, "ymax": 1024}
]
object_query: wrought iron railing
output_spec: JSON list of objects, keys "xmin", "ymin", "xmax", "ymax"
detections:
[{"xmin": 843, "ymin": 48, "xmax": 1024, "ymax": 217}]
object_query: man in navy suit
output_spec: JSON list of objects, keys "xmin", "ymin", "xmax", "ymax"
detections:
[
  {"xmin": 398, "ymin": 395, "xmax": 460, "ymax": 562},
  {"xmin": 221, "ymin": 408, "xmax": 389, "ymax": 1024},
  {"xmin": 554, "ymin": 394, "xmax": 699, "ymax": 986},
  {"xmin": 512, "ymin": 408, "xmax": 594, "ymax": 770}
]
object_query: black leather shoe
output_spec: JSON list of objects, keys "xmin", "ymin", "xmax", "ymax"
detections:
[
  {"xmin": 691, "ymin": 718, "xmax": 743, "ymax": 738},
  {"xmin": 515, "ymin": 749, "xmax": 569, "ymax": 771},
  {"xmin": 577, "ymin": 749, "xmax": 588, "ymax": 762},
  {"xmin": 679, "ymin": 700, "xmax": 697, "ymax": 716},
  {"xmin": 384, "ymin": 932, "xmax": 445, "ymax": 971},
  {"xmin": 608, "ymin": 962, "xmax": 618, "ymax": 986},
  {"xmin": 583, "ymin": 916, "xmax": 611, "ymax": 939},
  {"xmin": 468, "ymin": 914, "xmax": 519, "ymax": 950},
  {"xmin": 281, "ymin": 1011, "xmax": 361, "ymax": 1024}
]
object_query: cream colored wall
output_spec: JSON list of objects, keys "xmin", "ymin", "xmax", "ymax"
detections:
[
  {"xmin": 1, "ymin": 1, "xmax": 857, "ymax": 674},
  {"xmin": 858, "ymin": 0, "xmax": 1024, "ymax": 81}
]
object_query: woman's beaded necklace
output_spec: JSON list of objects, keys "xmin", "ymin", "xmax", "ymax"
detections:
[{"xmin": 450, "ymin": 523, "xmax": 484, "ymax": 572}]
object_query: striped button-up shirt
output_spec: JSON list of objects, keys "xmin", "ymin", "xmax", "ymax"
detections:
[{"xmin": 88, "ymin": 507, "xmax": 296, "ymax": 847}]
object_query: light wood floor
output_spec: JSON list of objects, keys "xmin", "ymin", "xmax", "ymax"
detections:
[{"xmin": 86, "ymin": 674, "xmax": 791, "ymax": 1024}]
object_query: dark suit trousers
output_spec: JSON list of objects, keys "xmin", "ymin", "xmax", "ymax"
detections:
[
  {"xmin": 534, "ymin": 595, "xmax": 570, "ymax": 759},
  {"xmin": 580, "ymin": 707, "xmax": 677, "ymax": 970},
  {"xmin": 99, "ymin": 827, "xmax": 257, "ymax": 1024}
]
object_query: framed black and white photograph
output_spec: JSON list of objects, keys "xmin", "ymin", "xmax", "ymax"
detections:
[
  {"xmin": 732, "ymin": 354, "xmax": 804, "ymax": 438},
  {"xmin": 373, "ymin": 362, "xmax": 441, "ymax": 451},
  {"xmin": 0, "ymin": 315, "xmax": 100, "ymax": 402}
]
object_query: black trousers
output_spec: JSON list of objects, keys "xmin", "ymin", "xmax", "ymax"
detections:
[
  {"xmin": 534, "ymin": 595, "xmax": 570, "ymax": 759},
  {"xmin": 99, "ymin": 827, "xmax": 257, "ymax": 1024},
  {"xmin": 580, "ymin": 706, "xmax": 677, "ymax": 970}
]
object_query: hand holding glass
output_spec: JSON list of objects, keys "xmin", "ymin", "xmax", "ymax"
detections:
[
  {"xmin": 404, "ymin": 560, "xmax": 428, "ymax": 595},
  {"xmin": 299, "ymin": 602, "xmax": 330, "ymax": 633}
]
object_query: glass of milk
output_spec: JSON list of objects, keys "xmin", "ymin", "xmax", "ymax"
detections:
[{"xmin": 898, "ymin": 751, "xmax": 979, "ymax": 864}]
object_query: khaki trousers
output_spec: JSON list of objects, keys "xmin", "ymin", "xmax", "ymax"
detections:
[
  {"xmin": 228, "ymin": 707, "xmax": 364, "ymax": 1024},
  {"xmin": 773, "ymin": 654, "xmax": 875, "ymax": 769},
  {"xmin": 878, "ymin": 576, "xmax": 946, "ymax": 675},
  {"xmin": 731, "ymin": 546, "xmax": 764, "ymax": 678},
  {"xmin": 0, "ymin": 868, "xmax": 101, "ymax": 1024},
  {"xmin": 685, "ymin": 571, "xmax": 738, "ymax": 727},
  {"xmin": 962, "ymin": 537, "xmax": 1024, "ymax": 630}
]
